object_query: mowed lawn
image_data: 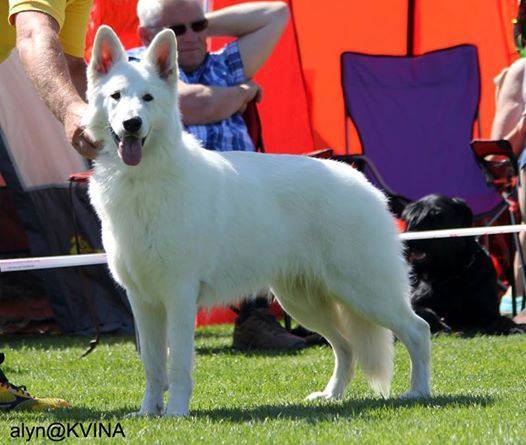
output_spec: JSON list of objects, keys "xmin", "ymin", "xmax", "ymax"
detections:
[{"xmin": 0, "ymin": 325, "xmax": 524, "ymax": 444}]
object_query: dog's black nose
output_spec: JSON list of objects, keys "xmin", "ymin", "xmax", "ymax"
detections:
[{"xmin": 123, "ymin": 117, "xmax": 142, "ymax": 133}]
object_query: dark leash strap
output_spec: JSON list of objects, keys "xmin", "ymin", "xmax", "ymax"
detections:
[{"xmin": 68, "ymin": 180, "xmax": 101, "ymax": 358}]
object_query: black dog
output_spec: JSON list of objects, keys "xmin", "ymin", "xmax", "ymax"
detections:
[{"xmin": 401, "ymin": 194, "xmax": 525, "ymax": 335}]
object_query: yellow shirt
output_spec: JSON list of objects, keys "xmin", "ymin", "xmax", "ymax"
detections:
[{"xmin": 0, "ymin": 0, "xmax": 92, "ymax": 63}]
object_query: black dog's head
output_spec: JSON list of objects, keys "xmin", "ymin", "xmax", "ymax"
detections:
[{"xmin": 401, "ymin": 194, "xmax": 477, "ymax": 275}]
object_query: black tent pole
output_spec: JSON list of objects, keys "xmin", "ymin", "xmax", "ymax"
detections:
[{"xmin": 407, "ymin": 0, "xmax": 415, "ymax": 56}]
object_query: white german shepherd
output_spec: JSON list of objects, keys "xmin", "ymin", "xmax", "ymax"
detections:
[{"xmin": 85, "ymin": 26, "xmax": 431, "ymax": 417}]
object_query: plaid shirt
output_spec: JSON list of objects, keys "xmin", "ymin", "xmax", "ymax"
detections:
[{"xmin": 127, "ymin": 42, "xmax": 254, "ymax": 152}]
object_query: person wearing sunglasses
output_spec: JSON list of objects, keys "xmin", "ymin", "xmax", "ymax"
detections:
[
  {"xmin": 130, "ymin": 1, "xmax": 308, "ymax": 351},
  {"xmin": 132, "ymin": 0, "xmax": 289, "ymax": 150}
]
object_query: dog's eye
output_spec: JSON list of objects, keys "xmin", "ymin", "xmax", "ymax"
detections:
[
  {"xmin": 143, "ymin": 94, "xmax": 154, "ymax": 102},
  {"xmin": 110, "ymin": 92, "xmax": 121, "ymax": 101}
]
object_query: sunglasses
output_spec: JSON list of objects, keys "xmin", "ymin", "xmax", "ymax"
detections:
[{"xmin": 168, "ymin": 18, "xmax": 209, "ymax": 36}]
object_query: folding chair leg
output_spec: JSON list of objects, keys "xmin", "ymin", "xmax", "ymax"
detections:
[
  {"xmin": 69, "ymin": 179, "xmax": 102, "ymax": 356},
  {"xmin": 79, "ymin": 271, "xmax": 101, "ymax": 358},
  {"xmin": 509, "ymin": 209, "xmax": 526, "ymax": 315}
]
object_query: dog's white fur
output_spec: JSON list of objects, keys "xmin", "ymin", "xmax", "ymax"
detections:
[{"xmin": 85, "ymin": 26, "xmax": 431, "ymax": 417}]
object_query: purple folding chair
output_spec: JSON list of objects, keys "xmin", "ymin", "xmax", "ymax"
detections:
[{"xmin": 340, "ymin": 45, "xmax": 503, "ymax": 217}]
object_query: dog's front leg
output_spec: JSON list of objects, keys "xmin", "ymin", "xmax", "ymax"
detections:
[
  {"xmin": 164, "ymin": 285, "xmax": 198, "ymax": 417},
  {"xmin": 127, "ymin": 293, "xmax": 167, "ymax": 417}
]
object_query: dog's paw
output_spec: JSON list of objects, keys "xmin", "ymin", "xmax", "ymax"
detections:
[
  {"xmin": 306, "ymin": 391, "xmax": 342, "ymax": 402},
  {"xmin": 125, "ymin": 408, "xmax": 163, "ymax": 418},
  {"xmin": 400, "ymin": 390, "xmax": 431, "ymax": 400},
  {"xmin": 126, "ymin": 400, "xmax": 164, "ymax": 418},
  {"xmin": 164, "ymin": 408, "xmax": 190, "ymax": 418}
]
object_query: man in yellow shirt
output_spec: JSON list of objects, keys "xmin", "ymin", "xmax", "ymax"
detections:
[
  {"xmin": 1, "ymin": 0, "xmax": 98, "ymax": 158},
  {"xmin": 1, "ymin": 1, "xmax": 97, "ymax": 411}
]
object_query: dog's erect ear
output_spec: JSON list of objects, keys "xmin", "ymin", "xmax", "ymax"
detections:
[
  {"xmin": 90, "ymin": 25, "xmax": 126, "ymax": 76},
  {"xmin": 452, "ymin": 197, "xmax": 474, "ymax": 227},
  {"xmin": 144, "ymin": 29, "xmax": 178, "ymax": 83}
]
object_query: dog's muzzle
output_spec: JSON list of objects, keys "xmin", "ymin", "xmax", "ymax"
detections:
[{"xmin": 110, "ymin": 127, "xmax": 147, "ymax": 167}]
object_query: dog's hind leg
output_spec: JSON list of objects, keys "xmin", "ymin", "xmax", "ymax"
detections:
[
  {"xmin": 305, "ymin": 322, "xmax": 355, "ymax": 402},
  {"xmin": 390, "ymin": 310, "xmax": 431, "ymax": 398},
  {"xmin": 127, "ymin": 291, "xmax": 167, "ymax": 417},
  {"xmin": 271, "ymin": 281, "xmax": 355, "ymax": 401},
  {"xmin": 332, "ymin": 303, "xmax": 395, "ymax": 397},
  {"xmin": 340, "ymin": 290, "xmax": 431, "ymax": 399}
]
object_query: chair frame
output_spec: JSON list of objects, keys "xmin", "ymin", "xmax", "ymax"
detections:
[{"xmin": 471, "ymin": 139, "xmax": 526, "ymax": 315}]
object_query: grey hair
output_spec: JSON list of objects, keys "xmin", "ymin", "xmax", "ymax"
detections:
[
  {"xmin": 137, "ymin": 0, "xmax": 165, "ymax": 27},
  {"xmin": 137, "ymin": 0, "xmax": 205, "ymax": 27}
]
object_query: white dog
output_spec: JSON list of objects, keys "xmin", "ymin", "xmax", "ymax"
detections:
[{"xmin": 85, "ymin": 26, "xmax": 431, "ymax": 417}]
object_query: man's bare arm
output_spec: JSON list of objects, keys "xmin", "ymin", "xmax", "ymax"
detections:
[
  {"xmin": 179, "ymin": 80, "xmax": 261, "ymax": 125},
  {"xmin": 501, "ymin": 115, "xmax": 526, "ymax": 157},
  {"xmin": 492, "ymin": 60, "xmax": 526, "ymax": 138},
  {"xmin": 66, "ymin": 54, "xmax": 88, "ymax": 99},
  {"xmin": 14, "ymin": 11, "xmax": 98, "ymax": 158},
  {"xmin": 206, "ymin": 2, "xmax": 289, "ymax": 79},
  {"xmin": 491, "ymin": 59, "xmax": 526, "ymax": 156},
  {"xmin": 16, "ymin": 12, "xmax": 82, "ymax": 123}
]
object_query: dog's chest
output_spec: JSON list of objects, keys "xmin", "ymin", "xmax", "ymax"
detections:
[{"xmin": 95, "ymin": 176, "xmax": 188, "ymax": 287}]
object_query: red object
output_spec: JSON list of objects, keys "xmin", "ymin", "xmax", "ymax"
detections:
[
  {"xmin": 69, "ymin": 170, "xmax": 93, "ymax": 183},
  {"xmin": 396, "ymin": 218, "xmax": 407, "ymax": 232},
  {"xmin": 490, "ymin": 254, "xmax": 504, "ymax": 280},
  {"xmin": 195, "ymin": 300, "xmax": 283, "ymax": 326},
  {"xmin": 196, "ymin": 306, "xmax": 238, "ymax": 326},
  {"xmin": 84, "ymin": 1, "xmax": 141, "ymax": 60}
]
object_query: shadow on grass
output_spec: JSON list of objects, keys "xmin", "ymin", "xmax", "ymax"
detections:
[
  {"xmin": 195, "ymin": 329, "xmax": 232, "ymax": 340},
  {"xmin": 6, "ymin": 394, "xmax": 494, "ymax": 423},
  {"xmin": 8, "ymin": 407, "xmax": 136, "ymax": 422},
  {"xmin": 1, "ymin": 334, "xmax": 134, "ymax": 351},
  {"xmin": 193, "ymin": 394, "xmax": 495, "ymax": 423},
  {"xmin": 195, "ymin": 344, "xmax": 313, "ymax": 356}
]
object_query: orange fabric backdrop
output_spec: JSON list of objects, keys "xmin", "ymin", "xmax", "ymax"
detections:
[{"xmin": 84, "ymin": 0, "xmax": 141, "ymax": 58}]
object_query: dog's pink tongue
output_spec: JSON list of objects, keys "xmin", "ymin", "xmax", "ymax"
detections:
[{"xmin": 118, "ymin": 137, "xmax": 142, "ymax": 166}]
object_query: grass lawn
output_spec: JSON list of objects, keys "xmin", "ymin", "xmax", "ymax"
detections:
[{"xmin": 0, "ymin": 325, "xmax": 524, "ymax": 444}]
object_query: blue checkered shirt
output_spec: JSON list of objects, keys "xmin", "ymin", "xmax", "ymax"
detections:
[{"xmin": 127, "ymin": 42, "xmax": 254, "ymax": 152}]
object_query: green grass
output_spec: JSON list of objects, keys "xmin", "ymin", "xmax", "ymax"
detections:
[{"xmin": 0, "ymin": 326, "xmax": 525, "ymax": 444}]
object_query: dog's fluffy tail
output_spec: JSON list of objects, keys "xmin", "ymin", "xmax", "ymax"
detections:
[{"xmin": 341, "ymin": 307, "xmax": 394, "ymax": 397}]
